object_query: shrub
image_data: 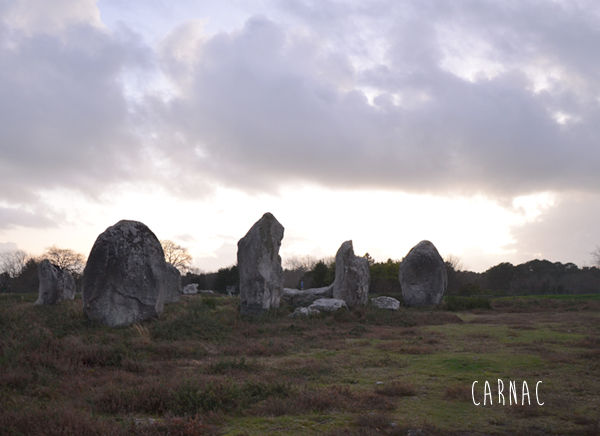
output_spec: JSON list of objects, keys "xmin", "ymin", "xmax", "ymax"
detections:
[{"xmin": 444, "ymin": 296, "xmax": 492, "ymax": 311}]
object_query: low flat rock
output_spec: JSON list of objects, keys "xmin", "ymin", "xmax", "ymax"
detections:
[
  {"xmin": 309, "ymin": 298, "xmax": 348, "ymax": 312},
  {"xmin": 282, "ymin": 284, "xmax": 334, "ymax": 307},
  {"xmin": 183, "ymin": 283, "xmax": 199, "ymax": 294},
  {"xmin": 371, "ymin": 296, "xmax": 400, "ymax": 310},
  {"xmin": 288, "ymin": 307, "xmax": 322, "ymax": 318}
]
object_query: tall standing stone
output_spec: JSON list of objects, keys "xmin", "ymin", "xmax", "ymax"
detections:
[
  {"xmin": 82, "ymin": 220, "xmax": 168, "ymax": 327},
  {"xmin": 35, "ymin": 259, "xmax": 76, "ymax": 306},
  {"xmin": 164, "ymin": 263, "xmax": 182, "ymax": 304},
  {"xmin": 332, "ymin": 240, "xmax": 370, "ymax": 307},
  {"xmin": 399, "ymin": 240, "xmax": 447, "ymax": 307},
  {"xmin": 237, "ymin": 212, "xmax": 284, "ymax": 316}
]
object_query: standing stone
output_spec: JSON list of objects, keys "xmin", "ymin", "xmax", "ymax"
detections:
[
  {"xmin": 399, "ymin": 240, "xmax": 447, "ymax": 307},
  {"xmin": 164, "ymin": 263, "xmax": 182, "ymax": 304},
  {"xmin": 35, "ymin": 259, "xmax": 75, "ymax": 306},
  {"xmin": 237, "ymin": 212, "xmax": 284, "ymax": 316},
  {"xmin": 82, "ymin": 220, "xmax": 168, "ymax": 327},
  {"xmin": 332, "ymin": 241, "xmax": 370, "ymax": 307}
]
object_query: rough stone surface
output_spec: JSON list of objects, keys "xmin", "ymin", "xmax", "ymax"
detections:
[
  {"xmin": 288, "ymin": 307, "xmax": 322, "ymax": 318},
  {"xmin": 332, "ymin": 241, "xmax": 370, "ymax": 307},
  {"xmin": 309, "ymin": 298, "xmax": 348, "ymax": 312},
  {"xmin": 35, "ymin": 259, "xmax": 75, "ymax": 306},
  {"xmin": 82, "ymin": 220, "xmax": 168, "ymax": 327},
  {"xmin": 282, "ymin": 284, "xmax": 333, "ymax": 307},
  {"xmin": 371, "ymin": 296, "xmax": 400, "ymax": 310},
  {"xmin": 164, "ymin": 263, "xmax": 182, "ymax": 304},
  {"xmin": 399, "ymin": 240, "xmax": 447, "ymax": 307},
  {"xmin": 237, "ymin": 212, "xmax": 284, "ymax": 316},
  {"xmin": 183, "ymin": 283, "xmax": 199, "ymax": 294}
]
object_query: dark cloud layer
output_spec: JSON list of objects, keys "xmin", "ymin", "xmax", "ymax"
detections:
[
  {"xmin": 2, "ymin": 0, "xmax": 600, "ymax": 264},
  {"xmin": 0, "ymin": 17, "xmax": 151, "ymax": 203},
  {"xmin": 152, "ymin": 1, "xmax": 600, "ymax": 199}
]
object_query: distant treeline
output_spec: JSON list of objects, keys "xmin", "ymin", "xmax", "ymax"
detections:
[
  {"xmin": 3, "ymin": 255, "xmax": 600, "ymax": 297},
  {"xmin": 448, "ymin": 260, "xmax": 600, "ymax": 296}
]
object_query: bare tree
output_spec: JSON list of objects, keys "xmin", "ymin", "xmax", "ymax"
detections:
[
  {"xmin": 160, "ymin": 240, "xmax": 193, "ymax": 273},
  {"xmin": 0, "ymin": 249, "xmax": 29, "ymax": 278},
  {"xmin": 444, "ymin": 254, "xmax": 466, "ymax": 272},
  {"xmin": 42, "ymin": 245, "xmax": 86, "ymax": 275},
  {"xmin": 282, "ymin": 255, "xmax": 319, "ymax": 272},
  {"xmin": 592, "ymin": 246, "xmax": 600, "ymax": 268}
]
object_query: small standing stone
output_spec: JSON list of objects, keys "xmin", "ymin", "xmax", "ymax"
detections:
[
  {"xmin": 164, "ymin": 263, "xmax": 182, "ymax": 304},
  {"xmin": 237, "ymin": 213, "xmax": 284, "ymax": 316},
  {"xmin": 399, "ymin": 240, "xmax": 447, "ymax": 307},
  {"xmin": 333, "ymin": 241, "xmax": 369, "ymax": 307},
  {"xmin": 35, "ymin": 259, "xmax": 75, "ymax": 306}
]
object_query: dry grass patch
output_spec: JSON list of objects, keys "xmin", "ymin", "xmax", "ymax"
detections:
[{"xmin": 444, "ymin": 383, "xmax": 472, "ymax": 401}]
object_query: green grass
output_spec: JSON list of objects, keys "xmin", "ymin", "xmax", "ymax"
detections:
[{"xmin": 0, "ymin": 292, "xmax": 599, "ymax": 435}]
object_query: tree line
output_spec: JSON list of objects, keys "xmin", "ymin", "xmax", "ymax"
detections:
[{"xmin": 3, "ymin": 242, "xmax": 600, "ymax": 297}]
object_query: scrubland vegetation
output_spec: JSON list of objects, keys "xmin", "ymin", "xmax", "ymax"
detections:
[{"xmin": 1, "ymin": 292, "xmax": 599, "ymax": 435}]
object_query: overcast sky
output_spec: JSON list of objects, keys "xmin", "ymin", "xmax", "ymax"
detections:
[{"xmin": 1, "ymin": 0, "xmax": 600, "ymax": 272}]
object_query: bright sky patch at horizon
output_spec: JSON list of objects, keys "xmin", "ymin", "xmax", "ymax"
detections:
[{"xmin": 1, "ymin": 0, "xmax": 600, "ymax": 273}]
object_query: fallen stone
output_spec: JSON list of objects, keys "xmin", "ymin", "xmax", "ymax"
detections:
[
  {"xmin": 309, "ymin": 298, "xmax": 348, "ymax": 312},
  {"xmin": 35, "ymin": 259, "xmax": 75, "ymax": 306},
  {"xmin": 333, "ymin": 241, "xmax": 370, "ymax": 307},
  {"xmin": 281, "ymin": 284, "xmax": 334, "ymax": 307},
  {"xmin": 288, "ymin": 307, "xmax": 322, "ymax": 318},
  {"xmin": 164, "ymin": 263, "xmax": 182, "ymax": 304},
  {"xmin": 399, "ymin": 240, "xmax": 447, "ymax": 307},
  {"xmin": 82, "ymin": 220, "xmax": 168, "ymax": 327},
  {"xmin": 182, "ymin": 283, "xmax": 199, "ymax": 294},
  {"xmin": 237, "ymin": 212, "xmax": 284, "ymax": 316},
  {"xmin": 371, "ymin": 296, "xmax": 400, "ymax": 310}
]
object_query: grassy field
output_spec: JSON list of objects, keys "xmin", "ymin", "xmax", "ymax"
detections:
[{"xmin": 0, "ymin": 293, "xmax": 599, "ymax": 435}]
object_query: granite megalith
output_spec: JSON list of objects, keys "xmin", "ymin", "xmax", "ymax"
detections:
[
  {"xmin": 35, "ymin": 259, "xmax": 76, "ymax": 306},
  {"xmin": 399, "ymin": 240, "xmax": 447, "ymax": 307},
  {"xmin": 332, "ymin": 241, "xmax": 370, "ymax": 307},
  {"xmin": 237, "ymin": 212, "xmax": 284, "ymax": 316},
  {"xmin": 164, "ymin": 263, "xmax": 182, "ymax": 304},
  {"xmin": 82, "ymin": 220, "xmax": 168, "ymax": 327}
]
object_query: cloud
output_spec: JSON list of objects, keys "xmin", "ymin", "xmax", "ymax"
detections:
[
  {"xmin": 507, "ymin": 192, "xmax": 600, "ymax": 267},
  {"xmin": 0, "ymin": 241, "xmax": 19, "ymax": 252},
  {"xmin": 0, "ymin": 205, "xmax": 57, "ymax": 230},
  {"xmin": 148, "ymin": 1, "xmax": 600, "ymax": 199},
  {"xmin": 0, "ymin": 5, "xmax": 153, "ymax": 205},
  {"xmin": 3, "ymin": 0, "xmax": 600, "ymax": 239}
]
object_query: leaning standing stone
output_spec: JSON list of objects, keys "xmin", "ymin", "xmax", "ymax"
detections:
[
  {"xmin": 35, "ymin": 260, "xmax": 76, "ymax": 306},
  {"xmin": 399, "ymin": 240, "xmax": 447, "ymax": 307},
  {"xmin": 164, "ymin": 263, "xmax": 182, "ymax": 304},
  {"xmin": 333, "ymin": 241, "xmax": 370, "ymax": 307},
  {"xmin": 237, "ymin": 212, "xmax": 284, "ymax": 316},
  {"xmin": 82, "ymin": 220, "xmax": 168, "ymax": 327}
]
